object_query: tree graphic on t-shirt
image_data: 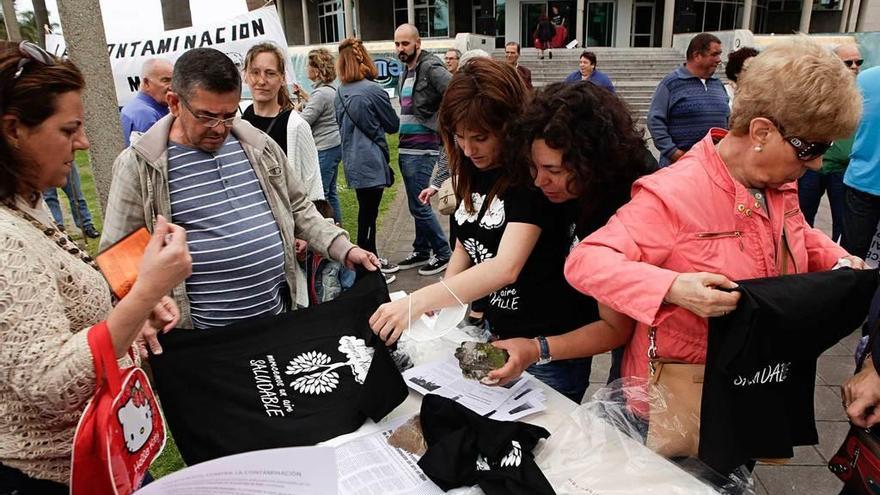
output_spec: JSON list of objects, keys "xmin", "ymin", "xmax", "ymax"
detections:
[{"xmin": 284, "ymin": 337, "xmax": 375, "ymax": 395}]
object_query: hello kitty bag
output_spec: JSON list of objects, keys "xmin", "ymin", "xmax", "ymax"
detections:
[{"xmin": 70, "ymin": 322, "xmax": 166, "ymax": 495}]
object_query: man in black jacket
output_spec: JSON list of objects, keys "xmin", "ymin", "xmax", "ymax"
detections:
[{"xmin": 390, "ymin": 23, "xmax": 453, "ymax": 277}]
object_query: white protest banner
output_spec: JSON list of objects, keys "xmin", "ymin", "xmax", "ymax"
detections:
[{"xmin": 46, "ymin": 5, "xmax": 292, "ymax": 107}]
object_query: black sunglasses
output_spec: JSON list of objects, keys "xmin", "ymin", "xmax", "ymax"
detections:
[
  {"xmin": 14, "ymin": 40, "xmax": 56, "ymax": 79},
  {"xmin": 843, "ymin": 59, "xmax": 865, "ymax": 68},
  {"xmin": 770, "ymin": 119, "xmax": 833, "ymax": 162}
]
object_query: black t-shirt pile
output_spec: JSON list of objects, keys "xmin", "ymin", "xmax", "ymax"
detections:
[
  {"xmin": 700, "ymin": 268, "xmax": 879, "ymax": 474},
  {"xmin": 453, "ymin": 168, "xmax": 590, "ymax": 339},
  {"xmin": 417, "ymin": 394, "xmax": 554, "ymax": 495},
  {"xmin": 150, "ymin": 271, "xmax": 408, "ymax": 465}
]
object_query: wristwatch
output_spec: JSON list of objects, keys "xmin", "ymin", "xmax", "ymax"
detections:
[{"xmin": 535, "ymin": 336, "xmax": 552, "ymax": 365}]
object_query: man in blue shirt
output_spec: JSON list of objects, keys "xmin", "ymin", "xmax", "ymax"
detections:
[
  {"xmin": 843, "ymin": 66, "xmax": 880, "ymax": 260},
  {"xmin": 564, "ymin": 51, "xmax": 614, "ymax": 93},
  {"xmin": 119, "ymin": 58, "xmax": 173, "ymax": 146},
  {"xmin": 647, "ymin": 33, "xmax": 729, "ymax": 167}
]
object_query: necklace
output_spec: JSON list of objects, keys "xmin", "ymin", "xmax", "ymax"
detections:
[{"xmin": 3, "ymin": 200, "xmax": 101, "ymax": 273}]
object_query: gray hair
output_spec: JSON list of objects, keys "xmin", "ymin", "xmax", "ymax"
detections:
[
  {"xmin": 172, "ymin": 48, "xmax": 241, "ymax": 100},
  {"xmin": 141, "ymin": 57, "xmax": 172, "ymax": 79},
  {"xmin": 459, "ymin": 49, "xmax": 490, "ymax": 68}
]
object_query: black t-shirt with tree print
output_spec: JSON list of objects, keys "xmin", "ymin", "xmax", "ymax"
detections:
[{"xmin": 454, "ymin": 168, "xmax": 592, "ymax": 339}]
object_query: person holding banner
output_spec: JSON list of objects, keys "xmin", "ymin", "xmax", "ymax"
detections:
[
  {"xmin": 242, "ymin": 42, "xmax": 324, "ymax": 201},
  {"xmin": 0, "ymin": 41, "xmax": 191, "ymax": 493}
]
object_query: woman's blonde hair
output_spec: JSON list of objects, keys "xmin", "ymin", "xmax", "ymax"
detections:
[
  {"xmin": 337, "ymin": 37, "xmax": 377, "ymax": 83},
  {"xmin": 243, "ymin": 42, "xmax": 294, "ymax": 111},
  {"xmin": 730, "ymin": 37, "xmax": 861, "ymax": 141},
  {"xmin": 308, "ymin": 48, "xmax": 336, "ymax": 85}
]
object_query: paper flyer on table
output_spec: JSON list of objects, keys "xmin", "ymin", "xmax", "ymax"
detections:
[
  {"xmin": 402, "ymin": 359, "xmax": 541, "ymax": 418},
  {"xmin": 337, "ymin": 417, "xmax": 444, "ymax": 495},
  {"xmin": 135, "ymin": 446, "xmax": 337, "ymax": 494}
]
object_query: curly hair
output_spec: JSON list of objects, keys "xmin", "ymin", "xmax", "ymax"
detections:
[
  {"xmin": 510, "ymin": 81, "xmax": 648, "ymax": 218},
  {"xmin": 308, "ymin": 48, "xmax": 336, "ymax": 85},
  {"xmin": 337, "ymin": 37, "xmax": 377, "ymax": 83},
  {"xmin": 438, "ymin": 58, "xmax": 529, "ymax": 214},
  {"xmin": 725, "ymin": 47, "xmax": 759, "ymax": 82}
]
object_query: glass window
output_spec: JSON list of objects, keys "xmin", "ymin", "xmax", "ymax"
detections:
[
  {"xmin": 693, "ymin": 0, "xmax": 745, "ymax": 32},
  {"xmin": 393, "ymin": 0, "xmax": 450, "ymax": 38},
  {"xmin": 318, "ymin": 0, "xmax": 346, "ymax": 44}
]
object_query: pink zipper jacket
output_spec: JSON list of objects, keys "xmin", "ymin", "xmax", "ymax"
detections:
[{"xmin": 564, "ymin": 129, "xmax": 847, "ymax": 382}]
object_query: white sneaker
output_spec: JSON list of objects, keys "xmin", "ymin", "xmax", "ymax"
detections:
[{"xmin": 384, "ymin": 273, "xmax": 397, "ymax": 284}]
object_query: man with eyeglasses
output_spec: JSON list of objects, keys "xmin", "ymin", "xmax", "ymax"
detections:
[
  {"xmin": 101, "ymin": 47, "xmax": 379, "ymax": 333},
  {"xmin": 843, "ymin": 58, "xmax": 880, "ymax": 266},
  {"xmin": 119, "ymin": 58, "xmax": 174, "ymax": 147},
  {"xmin": 797, "ymin": 43, "xmax": 862, "ymax": 244},
  {"xmin": 444, "ymin": 48, "xmax": 461, "ymax": 74}
]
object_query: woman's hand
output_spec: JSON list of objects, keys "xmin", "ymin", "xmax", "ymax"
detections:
[
  {"xmin": 369, "ymin": 296, "xmax": 427, "ymax": 346},
  {"xmin": 664, "ymin": 272, "xmax": 740, "ymax": 318},
  {"xmin": 843, "ymin": 357, "xmax": 880, "ymax": 428},
  {"xmin": 840, "ymin": 255, "xmax": 868, "ymax": 270},
  {"xmin": 132, "ymin": 216, "xmax": 192, "ymax": 301},
  {"xmin": 295, "ymin": 239, "xmax": 308, "ymax": 261},
  {"xmin": 137, "ymin": 296, "xmax": 179, "ymax": 358},
  {"xmin": 486, "ymin": 338, "xmax": 540, "ymax": 386},
  {"xmin": 344, "ymin": 247, "xmax": 380, "ymax": 271},
  {"xmin": 418, "ymin": 187, "xmax": 437, "ymax": 205}
]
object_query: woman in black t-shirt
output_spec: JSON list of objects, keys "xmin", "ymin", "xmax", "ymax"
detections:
[
  {"xmin": 369, "ymin": 60, "xmax": 628, "ymax": 403},
  {"xmin": 487, "ymin": 81, "xmax": 653, "ymax": 388}
]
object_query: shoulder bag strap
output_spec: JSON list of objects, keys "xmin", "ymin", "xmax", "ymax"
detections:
[
  {"xmin": 87, "ymin": 321, "xmax": 122, "ymax": 395},
  {"xmin": 336, "ymin": 89, "xmax": 390, "ymax": 164}
]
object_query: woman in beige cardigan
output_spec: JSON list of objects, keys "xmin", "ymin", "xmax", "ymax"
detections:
[{"xmin": 0, "ymin": 42, "xmax": 191, "ymax": 492}]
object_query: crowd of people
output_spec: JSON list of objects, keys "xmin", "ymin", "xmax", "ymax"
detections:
[{"xmin": 0, "ymin": 21, "xmax": 879, "ymax": 493}]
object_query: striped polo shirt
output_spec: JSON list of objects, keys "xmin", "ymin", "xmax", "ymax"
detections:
[
  {"xmin": 399, "ymin": 71, "xmax": 441, "ymax": 155},
  {"xmin": 167, "ymin": 136, "xmax": 287, "ymax": 329}
]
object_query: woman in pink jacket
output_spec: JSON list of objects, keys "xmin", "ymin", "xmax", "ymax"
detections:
[{"xmin": 564, "ymin": 38, "xmax": 865, "ymax": 389}]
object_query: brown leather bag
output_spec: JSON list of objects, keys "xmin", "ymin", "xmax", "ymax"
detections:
[{"xmin": 645, "ymin": 326, "xmax": 705, "ymax": 458}]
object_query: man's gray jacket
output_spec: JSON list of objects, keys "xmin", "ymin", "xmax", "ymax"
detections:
[{"xmin": 397, "ymin": 50, "xmax": 452, "ymax": 124}]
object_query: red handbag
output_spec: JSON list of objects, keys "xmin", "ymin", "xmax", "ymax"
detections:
[
  {"xmin": 70, "ymin": 322, "xmax": 166, "ymax": 494},
  {"xmin": 828, "ymin": 424, "xmax": 880, "ymax": 494}
]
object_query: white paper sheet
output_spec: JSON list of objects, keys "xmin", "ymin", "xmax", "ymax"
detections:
[
  {"xmin": 402, "ymin": 359, "xmax": 543, "ymax": 418},
  {"xmin": 136, "ymin": 446, "xmax": 337, "ymax": 494},
  {"xmin": 337, "ymin": 417, "xmax": 444, "ymax": 495}
]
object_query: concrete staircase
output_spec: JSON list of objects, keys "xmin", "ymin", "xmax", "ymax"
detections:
[{"xmin": 493, "ymin": 47, "xmax": 685, "ymax": 124}]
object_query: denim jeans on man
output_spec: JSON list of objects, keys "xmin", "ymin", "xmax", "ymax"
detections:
[
  {"xmin": 526, "ymin": 357, "xmax": 591, "ymax": 404},
  {"xmin": 798, "ymin": 170, "xmax": 846, "ymax": 242},
  {"xmin": 43, "ymin": 163, "xmax": 94, "ymax": 228},
  {"xmin": 318, "ymin": 145, "xmax": 342, "ymax": 223},
  {"xmin": 400, "ymin": 153, "xmax": 451, "ymax": 259}
]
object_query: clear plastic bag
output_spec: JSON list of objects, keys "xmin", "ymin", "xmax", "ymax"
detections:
[{"xmin": 533, "ymin": 377, "xmax": 754, "ymax": 494}]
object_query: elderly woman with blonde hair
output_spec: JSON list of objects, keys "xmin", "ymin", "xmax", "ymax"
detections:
[{"xmin": 565, "ymin": 37, "xmax": 864, "ymax": 404}]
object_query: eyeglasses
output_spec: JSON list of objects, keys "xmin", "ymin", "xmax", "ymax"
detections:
[
  {"xmin": 178, "ymin": 96, "xmax": 239, "ymax": 128},
  {"xmin": 14, "ymin": 40, "xmax": 56, "ymax": 79},
  {"xmin": 770, "ymin": 119, "xmax": 833, "ymax": 162},
  {"xmin": 246, "ymin": 68, "xmax": 282, "ymax": 81},
  {"xmin": 843, "ymin": 59, "xmax": 865, "ymax": 68}
]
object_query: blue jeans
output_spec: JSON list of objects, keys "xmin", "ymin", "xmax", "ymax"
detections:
[
  {"xmin": 318, "ymin": 145, "xmax": 342, "ymax": 223},
  {"xmin": 43, "ymin": 164, "xmax": 94, "ymax": 228},
  {"xmin": 399, "ymin": 153, "xmax": 451, "ymax": 259},
  {"xmin": 798, "ymin": 170, "xmax": 845, "ymax": 242},
  {"xmin": 526, "ymin": 357, "xmax": 592, "ymax": 404}
]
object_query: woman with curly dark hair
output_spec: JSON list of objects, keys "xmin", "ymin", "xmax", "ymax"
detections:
[
  {"xmin": 724, "ymin": 47, "xmax": 759, "ymax": 108},
  {"xmin": 485, "ymin": 81, "xmax": 650, "ymax": 387},
  {"xmin": 369, "ymin": 61, "xmax": 632, "ymax": 403}
]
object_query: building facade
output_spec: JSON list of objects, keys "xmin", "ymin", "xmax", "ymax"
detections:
[{"xmin": 277, "ymin": 0, "xmax": 876, "ymax": 48}]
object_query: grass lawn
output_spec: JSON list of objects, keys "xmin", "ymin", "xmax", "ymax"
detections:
[{"xmin": 67, "ymin": 134, "xmax": 401, "ymax": 477}]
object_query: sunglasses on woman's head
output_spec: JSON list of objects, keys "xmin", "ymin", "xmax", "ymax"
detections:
[
  {"xmin": 769, "ymin": 119, "xmax": 832, "ymax": 162},
  {"xmin": 14, "ymin": 40, "xmax": 56, "ymax": 79},
  {"xmin": 843, "ymin": 59, "xmax": 865, "ymax": 68}
]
